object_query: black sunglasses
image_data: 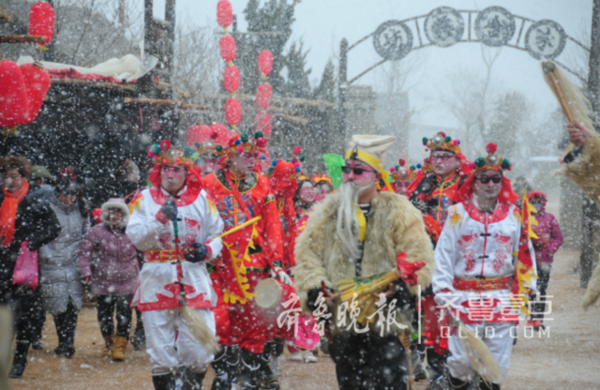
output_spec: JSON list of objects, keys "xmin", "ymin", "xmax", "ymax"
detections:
[
  {"xmin": 475, "ymin": 175, "xmax": 502, "ymax": 184},
  {"xmin": 341, "ymin": 166, "xmax": 377, "ymax": 175}
]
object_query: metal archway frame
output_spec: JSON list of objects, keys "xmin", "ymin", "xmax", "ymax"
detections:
[{"xmin": 337, "ymin": 8, "xmax": 590, "ymax": 136}]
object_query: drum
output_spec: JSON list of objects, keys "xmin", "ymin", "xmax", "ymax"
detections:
[{"xmin": 254, "ymin": 278, "xmax": 282, "ymax": 309}]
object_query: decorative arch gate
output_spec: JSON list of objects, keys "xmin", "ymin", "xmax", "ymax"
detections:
[{"xmin": 337, "ymin": 6, "xmax": 590, "ymax": 134}]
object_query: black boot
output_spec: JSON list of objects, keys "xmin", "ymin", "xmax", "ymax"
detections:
[
  {"xmin": 449, "ymin": 375, "xmax": 470, "ymax": 389},
  {"xmin": 180, "ymin": 367, "xmax": 207, "ymax": 390},
  {"xmin": 258, "ymin": 349, "xmax": 280, "ymax": 390},
  {"xmin": 9, "ymin": 341, "xmax": 30, "ymax": 379},
  {"xmin": 238, "ymin": 349, "xmax": 262, "ymax": 390},
  {"xmin": 479, "ymin": 381, "xmax": 500, "ymax": 390},
  {"xmin": 152, "ymin": 373, "xmax": 176, "ymax": 390},
  {"xmin": 211, "ymin": 346, "xmax": 232, "ymax": 390},
  {"xmin": 225, "ymin": 344, "xmax": 240, "ymax": 387}
]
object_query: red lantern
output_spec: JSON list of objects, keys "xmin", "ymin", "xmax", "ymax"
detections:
[
  {"xmin": 186, "ymin": 124, "xmax": 213, "ymax": 146},
  {"xmin": 258, "ymin": 51, "xmax": 273, "ymax": 76},
  {"xmin": 217, "ymin": 0, "xmax": 233, "ymax": 28},
  {"xmin": 256, "ymin": 83, "xmax": 273, "ymax": 109},
  {"xmin": 209, "ymin": 123, "xmax": 230, "ymax": 145},
  {"xmin": 225, "ymin": 98, "xmax": 242, "ymax": 126},
  {"xmin": 29, "ymin": 2, "xmax": 55, "ymax": 45},
  {"xmin": 219, "ymin": 35, "xmax": 236, "ymax": 62},
  {"xmin": 223, "ymin": 66, "xmax": 240, "ymax": 94},
  {"xmin": 0, "ymin": 60, "xmax": 30, "ymax": 128},
  {"xmin": 20, "ymin": 63, "xmax": 50, "ymax": 124},
  {"xmin": 254, "ymin": 112, "xmax": 272, "ymax": 138}
]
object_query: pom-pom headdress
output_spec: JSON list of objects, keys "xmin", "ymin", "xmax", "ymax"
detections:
[
  {"xmin": 456, "ymin": 142, "xmax": 518, "ymax": 204},
  {"xmin": 228, "ymin": 131, "xmax": 268, "ymax": 156},
  {"xmin": 148, "ymin": 139, "xmax": 196, "ymax": 168},
  {"xmin": 390, "ymin": 158, "xmax": 418, "ymax": 182},
  {"xmin": 422, "ymin": 131, "xmax": 462, "ymax": 155},
  {"xmin": 267, "ymin": 146, "xmax": 304, "ymax": 178},
  {"xmin": 472, "ymin": 142, "xmax": 512, "ymax": 173},
  {"xmin": 195, "ymin": 130, "xmax": 228, "ymax": 158}
]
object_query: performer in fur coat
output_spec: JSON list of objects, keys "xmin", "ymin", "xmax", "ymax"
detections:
[
  {"xmin": 564, "ymin": 121, "xmax": 600, "ymax": 309},
  {"xmin": 295, "ymin": 134, "xmax": 435, "ymax": 390}
]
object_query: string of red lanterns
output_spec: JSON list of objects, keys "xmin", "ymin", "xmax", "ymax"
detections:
[
  {"xmin": 29, "ymin": 1, "xmax": 55, "ymax": 48},
  {"xmin": 217, "ymin": 0, "xmax": 242, "ymax": 130},
  {"xmin": 254, "ymin": 50, "xmax": 274, "ymax": 138}
]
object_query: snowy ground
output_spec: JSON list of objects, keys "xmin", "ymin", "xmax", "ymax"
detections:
[{"xmin": 9, "ymin": 246, "xmax": 600, "ymax": 390}]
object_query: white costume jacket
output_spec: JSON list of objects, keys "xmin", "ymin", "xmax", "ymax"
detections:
[
  {"xmin": 432, "ymin": 199, "xmax": 536, "ymax": 324},
  {"xmin": 127, "ymin": 186, "xmax": 224, "ymax": 311}
]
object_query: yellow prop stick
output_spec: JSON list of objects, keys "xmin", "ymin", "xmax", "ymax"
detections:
[{"xmin": 218, "ymin": 216, "xmax": 262, "ymax": 239}]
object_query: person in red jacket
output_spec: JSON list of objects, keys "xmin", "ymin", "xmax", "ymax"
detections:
[
  {"xmin": 527, "ymin": 191, "xmax": 563, "ymax": 330},
  {"xmin": 203, "ymin": 132, "xmax": 293, "ymax": 390}
]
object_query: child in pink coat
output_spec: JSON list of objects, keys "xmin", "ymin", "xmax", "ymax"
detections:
[{"xmin": 527, "ymin": 191, "xmax": 563, "ymax": 330}]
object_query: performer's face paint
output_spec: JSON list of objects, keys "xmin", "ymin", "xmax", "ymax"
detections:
[
  {"xmin": 430, "ymin": 150, "xmax": 459, "ymax": 178},
  {"xmin": 393, "ymin": 180, "xmax": 411, "ymax": 195},
  {"xmin": 342, "ymin": 160, "xmax": 378, "ymax": 188},
  {"xmin": 299, "ymin": 181, "xmax": 316, "ymax": 204},
  {"xmin": 474, "ymin": 170, "xmax": 502, "ymax": 202},
  {"xmin": 230, "ymin": 152, "xmax": 257, "ymax": 177},
  {"xmin": 315, "ymin": 182, "xmax": 332, "ymax": 202},
  {"xmin": 161, "ymin": 164, "xmax": 186, "ymax": 194}
]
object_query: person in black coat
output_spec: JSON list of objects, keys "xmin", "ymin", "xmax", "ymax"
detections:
[{"xmin": 0, "ymin": 156, "xmax": 61, "ymax": 379}]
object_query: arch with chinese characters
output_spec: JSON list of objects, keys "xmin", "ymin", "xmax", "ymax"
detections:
[{"xmin": 337, "ymin": 6, "xmax": 589, "ymax": 134}]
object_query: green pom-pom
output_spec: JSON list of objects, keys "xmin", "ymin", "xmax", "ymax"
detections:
[
  {"xmin": 241, "ymin": 133, "xmax": 249, "ymax": 143},
  {"xmin": 299, "ymin": 154, "xmax": 305, "ymax": 162},
  {"xmin": 194, "ymin": 142, "xmax": 201, "ymax": 149},
  {"xmin": 268, "ymin": 167, "xmax": 274, "ymax": 174},
  {"xmin": 216, "ymin": 145, "xmax": 223, "ymax": 152},
  {"xmin": 254, "ymin": 131, "xmax": 264, "ymax": 139},
  {"xmin": 183, "ymin": 146, "xmax": 195, "ymax": 157},
  {"xmin": 395, "ymin": 165, "xmax": 400, "ymax": 170},
  {"xmin": 151, "ymin": 144, "xmax": 161, "ymax": 156},
  {"xmin": 501, "ymin": 158, "xmax": 510, "ymax": 169},
  {"xmin": 410, "ymin": 165, "xmax": 416, "ymax": 171},
  {"xmin": 475, "ymin": 157, "xmax": 486, "ymax": 168},
  {"xmin": 444, "ymin": 136, "xmax": 452, "ymax": 142},
  {"xmin": 422, "ymin": 137, "xmax": 429, "ymax": 145}
]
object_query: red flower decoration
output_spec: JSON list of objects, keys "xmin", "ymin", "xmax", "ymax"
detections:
[
  {"xmin": 256, "ymin": 138, "xmax": 268, "ymax": 148},
  {"xmin": 398, "ymin": 158, "xmax": 406, "ymax": 166},
  {"xmin": 486, "ymin": 142, "xmax": 498, "ymax": 154},
  {"xmin": 293, "ymin": 146, "xmax": 302, "ymax": 156},
  {"xmin": 160, "ymin": 139, "xmax": 172, "ymax": 151}
]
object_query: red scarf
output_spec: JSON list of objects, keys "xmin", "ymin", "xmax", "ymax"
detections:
[{"xmin": 0, "ymin": 180, "xmax": 29, "ymax": 247}]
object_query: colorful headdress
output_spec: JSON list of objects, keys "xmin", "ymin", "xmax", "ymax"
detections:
[
  {"xmin": 267, "ymin": 146, "xmax": 304, "ymax": 177},
  {"xmin": 228, "ymin": 131, "xmax": 268, "ymax": 155},
  {"xmin": 456, "ymin": 142, "xmax": 518, "ymax": 204},
  {"xmin": 472, "ymin": 142, "xmax": 512, "ymax": 173},
  {"xmin": 312, "ymin": 175, "xmax": 332, "ymax": 186},
  {"xmin": 148, "ymin": 139, "xmax": 196, "ymax": 168},
  {"xmin": 390, "ymin": 159, "xmax": 418, "ymax": 182},
  {"xmin": 195, "ymin": 130, "xmax": 228, "ymax": 158},
  {"xmin": 146, "ymin": 139, "xmax": 202, "ymax": 195},
  {"xmin": 422, "ymin": 131, "xmax": 461, "ymax": 155}
]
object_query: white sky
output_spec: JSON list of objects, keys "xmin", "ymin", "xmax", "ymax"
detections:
[{"xmin": 155, "ymin": 0, "xmax": 593, "ymax": 128}]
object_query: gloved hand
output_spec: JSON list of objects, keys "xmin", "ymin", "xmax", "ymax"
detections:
[
  {"xmin": 185, "ymin": 243, "xmax": 209, "ymax": 263},
  {"xmin": 271, "ymin": 268, "xmax": 294, "ymax": 286},
  {"xmin": 160, "ymin": 198, "xmax": 178, "ymax": 221}
]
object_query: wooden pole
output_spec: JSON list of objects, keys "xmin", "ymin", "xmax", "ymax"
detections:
[{"xmin": 0, "ymin": 35, "xmax": 45, "ymax": 44}]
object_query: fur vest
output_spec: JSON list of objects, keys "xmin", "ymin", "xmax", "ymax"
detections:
[{"xmin": 294, "ymin": 191, "xmax": 435, "ymax": 320}]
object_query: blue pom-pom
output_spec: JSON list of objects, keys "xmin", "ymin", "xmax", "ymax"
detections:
[
  {"xmin": 416, "ymin": 163, "xmax": 422, "ymax": 169},
  {"xmin": 260, "ymin": 155, "xmax": 266, "ymax": 160},
  {"xmin": 271, "ymin": 160, "xmax": 277, "ymax": 166},
  {"xmin": 235, "ymin": 140, "xmax": 241, "ymax": 145},
  {"xmin": 295, "ymin": 167, "xmax": 301, "ymax": 172}
]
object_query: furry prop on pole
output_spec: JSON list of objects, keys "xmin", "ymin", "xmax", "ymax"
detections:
[
  {"xmin": 541, "ymin": 60, "xmax": 595, "ymax": 132},
  {"xmin": 172, "ymin": 218, "xmax": 220, "ymax": 354},
  {"xmin": 446, "ymin": 310, "xmax": 503, "ymax": 385}
]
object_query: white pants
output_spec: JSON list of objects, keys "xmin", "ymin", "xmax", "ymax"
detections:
[
  {"xmin": 447, "ymin": 321, "xmax": 515, "ymax": 383},
  {"xmin": 143, "ymin": 308, "xmax": 216, "ymax": 373}
]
